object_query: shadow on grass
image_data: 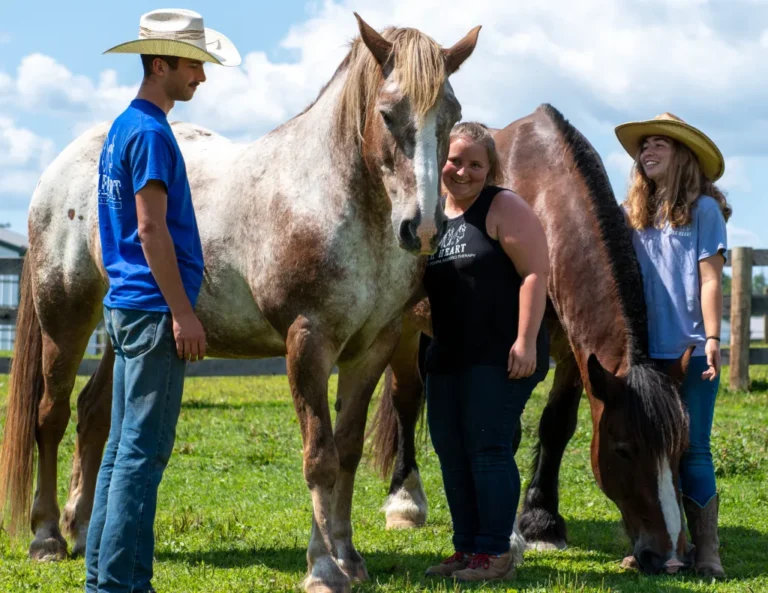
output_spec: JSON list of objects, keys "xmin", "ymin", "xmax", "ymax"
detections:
[
  {"xmin": 181, "ymin": 399, "xmax": 289, "ymax": 411},
  {"xmin": 156, "ymin": 519, "xmax": 767, "ymax": 592},
  {"xmin": 156, "ymin": 545, "xmax": 704, "ymax": 593}
]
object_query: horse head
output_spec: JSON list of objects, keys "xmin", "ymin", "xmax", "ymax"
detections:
[
  {"xmin": 349, "ymin": 15, "xmax": 481, "ymax": 255},
  {"xmin": 586, "ymin": 349, "xmax": 694, "ymax": 574}
]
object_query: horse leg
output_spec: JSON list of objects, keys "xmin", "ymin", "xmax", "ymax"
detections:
[
  {"xmin": 379, "ymin": 327, "xmax": 427, "ymax": 529},
  {"xmin": 285, "ymin": 317, "xmax": 349, "ymax": 593},
  {"xmin": 30, "ymin": 320, "xmax": 99, "ymax": 560},
  {"xmin": 332, "ymin": 320, "xmax": 401, "ymax": 582},
  {"xmin": 60, "ymin": 341, "xmax": 114, "ymax": 557},
  {"xmin": 518, "ymin": 329, "xmax": 582, "ymax": 551}
]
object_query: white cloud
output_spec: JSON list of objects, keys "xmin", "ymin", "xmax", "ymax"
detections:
[
  {"xmin": 0, "ymin": 118, "xmax": 55, "ymax": 197},
  {"xmin": 0, "ymin": 117, "xmax": 56, "ymax": 169},
  {"xmin": 10, "ymin": 54, "xmax": 136, "ymax": 120},
  {"xmin": 2, "ymin": 1, "xmax": 767, "ymax": 147},
  {"xmin": 1, "ymin": 0, "xmax": 768, "ymax": 245},
  {"xmin": 728, "ymin": 224, "xmax": 763, "ymax": 249},
  {"xmin": 720, "ymin": 157, "xmax": 752, "ymax": 193}
]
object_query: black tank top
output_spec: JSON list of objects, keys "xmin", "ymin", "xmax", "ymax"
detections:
[{"xmin": 423, "ymin": 185, "xmax": 549, "ymax": 374}]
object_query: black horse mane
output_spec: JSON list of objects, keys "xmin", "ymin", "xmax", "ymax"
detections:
[
  {"xmin": 540, "ymin": 104, "xmax": 687, "ymax": 460},
  {"xmin": 540, "ymin": 103, "xmax": 649, "ymax": 363}
]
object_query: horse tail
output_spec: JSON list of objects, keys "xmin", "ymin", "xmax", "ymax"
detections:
[
  {"xmin": 0, "ymin": 256, "xmax": 44, "ymax": 534},
  {"xmin": 369, "ymin": 367, "xmax": 400, "ymax": 479}
]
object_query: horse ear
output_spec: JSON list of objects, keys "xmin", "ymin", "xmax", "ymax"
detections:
[
  {"xmin": 667, "ymin": 345, "xmax": 696, "ymax": 383},
  {"xmin": 587, "ymin": 353, "xmax": 620, "ymax": 404},
  {"xmin": 444, "ymin": 25, "xmax": 482, "ymax": 75},
  {"xmin": 354, "ymin": 13, "xmax": 393, "ymax": 67}
]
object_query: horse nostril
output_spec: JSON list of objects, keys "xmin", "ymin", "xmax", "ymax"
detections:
[
  {"xmin": 398, "ymin": 218, "xmax": 420, "ymax": 251},
  {"xmin": 636, "ymin": 548, "xmax": 666, "ymax": 574}
]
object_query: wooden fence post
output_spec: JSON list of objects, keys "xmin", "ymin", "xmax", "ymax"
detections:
[{"xmin": 729, "ymin": 247, "xmax": 752, "ymax": 391}]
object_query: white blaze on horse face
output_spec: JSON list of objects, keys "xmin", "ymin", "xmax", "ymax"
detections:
[
  {"xmin": 413, "ymin": 107, "xmax": 439, "ymax": 253},
  {"xmin": 658, "ymin": 456, "xmax": 681, "ymax": 553}
]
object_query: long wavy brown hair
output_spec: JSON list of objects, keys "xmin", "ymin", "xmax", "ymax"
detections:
[{"xmin": 624, "ymin": 138, "xmax": 732, "ymax": 229}]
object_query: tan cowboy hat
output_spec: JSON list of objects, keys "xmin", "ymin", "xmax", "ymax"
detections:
[
  {"xmin": 104, "ymin": 8, "xmax": 241, "ymax": 67},
  {"xmin": 615, "ymin": 113, "xmax": 725, "ymax": 181}
]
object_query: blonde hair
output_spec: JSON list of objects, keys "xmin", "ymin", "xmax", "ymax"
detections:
[
  {"xmin": 624, "ymin": 138, "xmax": 732, "ymax": 229},
  {"xmin": 336, "ymin": 27, "xmax": 446, "ymax": 144},
  {"xmin": 449, "ymin": 122, "xmax": 502, "ymax": 186}
]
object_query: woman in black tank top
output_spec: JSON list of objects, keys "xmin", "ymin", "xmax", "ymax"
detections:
[{"xmin": 423, "ymin": 123, "xmax": 549, "ymax": 583}]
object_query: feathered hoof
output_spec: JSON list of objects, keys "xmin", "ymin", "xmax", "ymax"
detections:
[
  {"xmin": 29, "ymin": 535, "xmax": 68, "ymax": 562},
  {"xmin": 526, "ymin": 539, "xmax": 567, "ymax": 552},
  {"xmin": 303, "ymin": 556, "xmax": 352, "ymax": 593}
]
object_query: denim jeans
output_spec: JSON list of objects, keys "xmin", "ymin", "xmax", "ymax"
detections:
[
  {"xmin": 655, "ymin": 355, "xmax": 719, "ymax": 507},
  {"xmin": 85, "ymin": 307, "xmax": 186, "ymax": 593},
  {"xmin": 426, "ymin": 365, "xmax": 546, "ymax": 555}
]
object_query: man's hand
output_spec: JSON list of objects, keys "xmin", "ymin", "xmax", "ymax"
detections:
[{"xmin": 173, "ymin": 311, "xmax": 206, "ymax": 362}]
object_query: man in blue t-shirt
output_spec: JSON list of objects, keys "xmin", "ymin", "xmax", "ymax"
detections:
[{"xmin": 86, "ymin": 9, "xmax": 241, "ymax": 593}]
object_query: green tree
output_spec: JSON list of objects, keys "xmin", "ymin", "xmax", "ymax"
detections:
[{"xmin": 753, "ymin": 272, "xmax": 766, "ymax": 295}]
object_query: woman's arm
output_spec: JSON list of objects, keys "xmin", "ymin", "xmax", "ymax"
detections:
[
  {"xmin": 489, "ymin": 190, "xmax": 549, "ymax": 378},
  {"xmin": 699, "ymin": 254, "xmax": 725, "ymax": 380}
]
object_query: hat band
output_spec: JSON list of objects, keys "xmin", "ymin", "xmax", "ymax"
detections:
[{"xmin": 139, "ymin": 26, "xmax": 205, "ymax": 42}]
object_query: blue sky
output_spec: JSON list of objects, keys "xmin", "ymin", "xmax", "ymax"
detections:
[{"xmin": 1, "ymin": 0, "xmax": 766, "ymax": 251}]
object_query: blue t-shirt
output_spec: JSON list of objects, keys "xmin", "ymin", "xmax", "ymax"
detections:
[
  {"xmin": 630, "ymin": 196, "xmax": 727, "ymax": 359},
  {"xmin": 98, "ymin": 99, "xmax": 204, "ymax": 312}
]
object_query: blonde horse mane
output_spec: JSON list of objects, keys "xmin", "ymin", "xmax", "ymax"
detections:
[{"xmin": 335, "ymin": 27, "xmax": 446, "ymax": 143}]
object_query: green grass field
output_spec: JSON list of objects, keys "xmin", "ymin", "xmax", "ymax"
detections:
[{"xmin": 0, "ymin": 365, "xmax": 766, "ymax": 592}]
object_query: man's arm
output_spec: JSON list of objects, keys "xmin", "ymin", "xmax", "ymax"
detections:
[{"xmin": 136, "ymin": 180, "xmax": 206, "ymax": 361}]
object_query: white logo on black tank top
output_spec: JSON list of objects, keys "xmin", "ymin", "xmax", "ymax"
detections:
[{"xmin": 428, "ymin": 222, "xmax": 474, "ymax": 265}]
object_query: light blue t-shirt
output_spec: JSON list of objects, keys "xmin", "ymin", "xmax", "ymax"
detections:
[
  {"xmin": 630, "ymin": 196, "xmax": 727, "ymax": 359},
  {"xmin": 98, "ymin": 99, "xmax": 204, "ymax": 312}
]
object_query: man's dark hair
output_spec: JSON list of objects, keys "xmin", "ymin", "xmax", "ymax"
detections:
[{"xmin": 140, "ymin": 54, "xmax": 180, "ymax": 78}]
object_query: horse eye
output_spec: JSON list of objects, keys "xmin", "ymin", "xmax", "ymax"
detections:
[
  {"xmin": 380, "ymin": 110, "xmax": 394, "ymax": 127},
  {"xmin": 613, "ymin": 444, "xmax": 633, "ymax": 461}
]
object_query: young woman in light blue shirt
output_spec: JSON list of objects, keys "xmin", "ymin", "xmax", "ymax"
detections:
[{"xmin": 616, "ymin": 113, "xmax": 731, "ymax": 579}]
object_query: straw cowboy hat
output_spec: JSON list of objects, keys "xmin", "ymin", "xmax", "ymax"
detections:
[
  {"xmin": 104, "ymin": 8, "xmax": 241, "ymax": 67},
  {"xmin": 615, "ymin": 113, "xmax": 725, "ymax": 182}
]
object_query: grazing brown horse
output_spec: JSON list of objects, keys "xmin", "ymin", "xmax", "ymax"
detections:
[
  {"xmin": 371, "ymin": 104, "xmax": 694, "ymax": 574},
  {"xmin": 0, "ymin": 15, "xmax": 481, "ymax": 593}
]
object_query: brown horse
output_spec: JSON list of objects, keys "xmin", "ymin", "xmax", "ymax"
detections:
[
  {"xmin": 0, "ymin": 16, "xmax": 480, "ymax": 593},
  {"xmin": 371, "ymin": 104, "xmax": 694, "ymax": 574}
]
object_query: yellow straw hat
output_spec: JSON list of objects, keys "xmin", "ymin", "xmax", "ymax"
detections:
[
  {"xmin": 104, "ymin": 9, "xmax": 241, "ymax": 67},
  {"xmin": 615, "ymin": 113, "xmax": 724, "ymax": 182}
]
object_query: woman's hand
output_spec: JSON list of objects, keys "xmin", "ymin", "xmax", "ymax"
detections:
[
  {"xmin": 701, "ymin": 337, "xmax": 721, "ymax": 381},
  {"xmin": 508, "ymin": 339, "xmax": 536, "ymax": 379}
]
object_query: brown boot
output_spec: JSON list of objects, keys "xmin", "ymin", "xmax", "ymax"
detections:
[
  {"xmin": 452, "ymin": 552, "xmax": 517, "ymax": 582},
  {"xmin": 425, "ymin": 551, "xmax": 470, "ymax": 577},
  {"xmin": 683, "ymin": 494, "xmax": 725, "ymax": 579}
]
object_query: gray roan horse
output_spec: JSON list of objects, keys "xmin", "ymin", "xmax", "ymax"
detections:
[
  {"xmin": 370, "ymin": 105, "xmax": 695, "ymax": 574},
  {"xmin": 0, "ymin": 15, "xmax": 480, "ymax": 593}
]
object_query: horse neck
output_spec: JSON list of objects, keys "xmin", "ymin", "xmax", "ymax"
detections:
[
  {"xmin": 503, "ymin": 119, "xmax": 642, "ymax": 375},
  {"xmin": 247, "ymin": 69, "xmax": 372, "ymax": 205}
]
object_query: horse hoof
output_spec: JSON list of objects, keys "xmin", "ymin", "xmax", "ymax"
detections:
[
  {"xmin": 304, "ymin": 557, "xmax": 351, "ymax": 593},
  {"xmin": 382, "ymin": 471, "xmax": 427, "ymax": 530},
  {"xmin": 29, "ymin": 536, "xmax": 68, "ymax": 561},
  {"xmin": 385, "ymin": 516, "xmax": 424, "ymax": 530},
  {"xmin": 526, "ymin": 539, "xmax": 567, "ymax": 552},
  {"xmin": 338, "ymin": 559, "xmax": 369, "ymax": 583},
  {"xmin": 509, "ymin": 523, "xmax": 526, "ymax": 566}
]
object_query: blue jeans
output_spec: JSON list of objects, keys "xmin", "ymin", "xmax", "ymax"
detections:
[
  {"xmin": 85, "ymin": 307, "xmax": 186, "ymax": 593},
  {"xmin": 656, "ymin": 356, "xmax": 719, "ymax": 507},
  {"xmin": 426, "ymin": 365, "xmax": 546, "ymax": 555}
]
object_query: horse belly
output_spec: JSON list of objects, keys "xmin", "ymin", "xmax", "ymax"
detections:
[{"xmin": 195, "ymin": 268, "xmax": 286, "ymax": 358}]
